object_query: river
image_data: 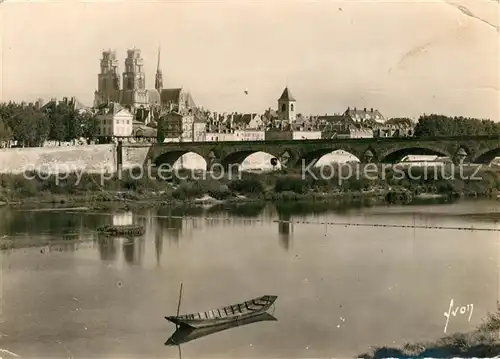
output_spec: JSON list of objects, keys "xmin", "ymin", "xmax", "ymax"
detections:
[{"xmin": 0, "ymin": 200, "xmax": 499, "ymax": 358}]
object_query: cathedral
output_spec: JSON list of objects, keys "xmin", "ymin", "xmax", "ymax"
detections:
[{"xmin": 93, "ymin": 48, "xmax": 197, "ymax": 121}]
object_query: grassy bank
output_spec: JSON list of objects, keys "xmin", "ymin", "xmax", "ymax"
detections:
[
  {"xmin": 359, "ymin": 307, "xmax": 500, "ymax": 358},
  {"xmin": 0, "ymin": 164, "xmax": 499, "ymax": 209}
]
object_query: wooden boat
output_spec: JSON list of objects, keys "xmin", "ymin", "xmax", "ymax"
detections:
[
  {"xmin": 165, "ymin": 312, "xmax": 277, "ymax": 346},
  {"xmin": 165, "ymin": 295, "xmax": 278, "ymax": 329}
]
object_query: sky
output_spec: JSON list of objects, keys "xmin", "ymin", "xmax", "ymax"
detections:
[{"xmin": 1, "ymin": 0, "xmax": 499, "ymax": 121}]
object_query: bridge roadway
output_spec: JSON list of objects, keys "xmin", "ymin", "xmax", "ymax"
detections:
[{"xmin": 120, "ymin": 135, "xmax": 500, "ymax": 169}]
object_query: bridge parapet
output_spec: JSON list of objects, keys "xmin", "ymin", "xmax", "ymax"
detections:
[{"xmin": 119, "ymin": 136, "xmax": 500, "ymax": 170}]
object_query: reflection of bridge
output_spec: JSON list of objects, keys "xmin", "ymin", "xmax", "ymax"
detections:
[{"xmin": 121, "ymin": 136, "xmax": 500, "ymax": 169}]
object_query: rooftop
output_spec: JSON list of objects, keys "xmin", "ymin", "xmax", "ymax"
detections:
[{"xmin": 278, "ymin": 87, "xmax": 296, "ymax": 102}]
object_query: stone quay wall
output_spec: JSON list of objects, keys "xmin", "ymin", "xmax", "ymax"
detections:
[
  {"xmin": 120, "ymin": 144, "xmax": 150, "ymax": 170},
  {"xmin": 0, "ymin": 144, "xmax": 117, "ymax": 174}
]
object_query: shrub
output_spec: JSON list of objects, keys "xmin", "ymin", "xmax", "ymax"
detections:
[
  {"xmin": 310, "ymin": 178, "xmax": 333, "ymax": 192},
  {"xmin": 171, "ymin": 169, "xmax": 195, "ymax": 184},
  {"xmin": 228, "ymin": 178, "xmax": 264, "ymax": 194},
  {"xmin": 172, "ymin": 181, "xmax": 205, "ymax": 200},
  {"xmin": 348, "ymin": 177, "xmax": 372, "ymax": 191},
  {"xmin": 16, "ymin": 177, "xmax": 40, "ymax": 197},
  {"xmin": 208, "ymin": 184, "xmax": 232, "ymax": 200},
  {"xmin": 435, "ymin": 179, "xmax": 454, "ymax": 194},
  {"xmin": 274, "ymin": 176, "xmax": 309, "ymax": 194},
  {"xmin": 120, "ymin": 174, "xmax": 140, "ymax": 191},
  {"xmin": 273, "ymin": 190, "xmax": 298, "ymax": 201}
]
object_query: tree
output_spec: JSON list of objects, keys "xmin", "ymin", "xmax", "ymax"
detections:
[
  {"xmin": 413, "ymin": 114, "xmax": 500, "ymax": 137},
  {"xmin": 0, "ymin": 119, "xmax": 13, "ymax": 144},
  {"xmin": 386, "ymin": 117, "xmax": 414, "ymax": 127},
  {"xmin": 77, "ymin": 112, "xmax": 99, "ymax": 143},
  {"xmin": 49, "ymin": 112, "xmax": 68, "ymax": 143},
  {"xmin": 65, "ymin": 106, "xmax": 80, "ymax": 141},
  {"xmin": 45, "ymin": 101, "xmax": 73, "ymax": 143},
  {"xmin": 8, "ymin": 105, "xmax": 50, "ymax": 147},
  {"xmin": 0, "ymin": 101, "xmax": 103, "ymax": 146}
]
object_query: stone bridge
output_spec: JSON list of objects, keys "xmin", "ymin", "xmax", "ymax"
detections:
[{"xmin": 120, "ymin": 135, "xmax": 500, "ymax": 170}]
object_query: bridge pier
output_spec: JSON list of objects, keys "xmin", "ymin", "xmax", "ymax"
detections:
[
  {"xmin": 206, "ymin": 150, "xmax": 221, "ymax": 172},
  {"xmin": 116, "ymin": 140, "xmax": 123, "ymax": 173}
]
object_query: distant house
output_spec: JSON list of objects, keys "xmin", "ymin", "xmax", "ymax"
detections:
[
  {"xmin": 292, "ymin": 115, "xmax": 317, "ymax": 132},
  {"xmin": 205, "ymin": 132, "xmax": 238, "ymax": 142},
  {"xmin": 344, "ymin": 107, "xmax": 385, "ymax": 124},
  {"xmin": 193, "ymin": 117, "xmax": 206, "ymax": 142},
  {"xmin": 316, "ymin": 108, "xmax": 413, "ymax": 138},
  {"xmin": 316, "ymin": 114, "xmax": 354, "ymax": 139},
  {"xmin": 262, "ymin": 108, "xmax": 278, "ymax": 127},
  {"xmin": 159, "ymin": 112, "xmax": 185, "ymax": 141},
  {"xmin": 40, "ymin": 96, "xmax": 90, "ymax": 115},
  {"xmin": 230, "ymin": 113, "xmax": 263, "ymax": 130},
  {"xmin": 335, "ymin": 127, "xmax": 373, "ymax": 139},
  {"xmin": 95, "ymin": 102, "xmax": 133, "ymax": 138},
  {"xmin": 372, "ymin": 124, "xmax": 414, "ymax": 137},
  {"xmin": 235, "ymin": 129, "xmax": 265, "ymax": 141},
  {"xmin": 158, "ymin": 111, "xmax": 204, "ymax": 142},
  {"xmin": 247, "ymin": 114, "xmax": 263, "ymax": 129},
  {"xmin": 160, "ymin": 88, "xmax": 197, "ymax": 114},
  {"xmin": 133, "ymin": 121, "xmax": 157, "ymax": 138}
]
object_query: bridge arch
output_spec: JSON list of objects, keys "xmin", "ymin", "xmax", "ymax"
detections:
[
  {"xmin": 219, "ymin": 150, "xmax": 281, "ymax": 172},
  {"xmin": 153, "ymin": 150, "xmax": 207, "ymax": 169},
  {"xmin": 472, "ymin": 146, "xmax": 500, "ymax": 164},
  {"xmin": 380, "ymin": 146, "xmax": 452, "ymax": 164},
  {"xmin": 295, "ymin": 146, "xmax": 365, "ymax": 168}
]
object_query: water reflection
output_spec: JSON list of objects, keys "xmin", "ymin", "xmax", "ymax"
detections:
[
  {"xmin": 155, "ymin": 229, "xmax": 163, "ymax": 265},
  {"xmin": 112, "ymin": 211, "xmax": 133, "ymax": 226},
  {"xmin": 157, "ymin": 208, "xmax": 184, "ymax": 242},
  {"xmin": 206, "ymin": 202, "xmax": 268, "ymax": 218},
  {"xmin": 278, "ymin": 213, "xmax": 293, "ymax": 251},
  {"xmin": 0, "ymin": 209, "xmax": 109, "ymax": 237},
  {"xmin": 122, "ymin": 237, "xmax": 145, "ymax": 265},
  {"xmin": 165, "ymin": 312, "xmax": 277, "ymax": 346},
  {"xmin": 98, "ymin": 236, "xmax": 118, "ymax": 261},
  {"xmin": 49, "ymin": 242, "xmax": 80, "ymax": 252}
]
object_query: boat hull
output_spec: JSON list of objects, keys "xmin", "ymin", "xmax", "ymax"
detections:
[
  {"xmin": 165, "ymin": 295, "xmax": 277, "ymax": 329},
  {"xmin": 167, "ymin": 311, "xmax": 266, "ymax": 329}
]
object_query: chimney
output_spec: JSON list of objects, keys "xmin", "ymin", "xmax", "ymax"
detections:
[
  {"xmin": 364, "ymin": 107, "xmax": 366, "ymax": 112},
  {"xmin": 353, "ymin": 107, "xmax": 356, "ymax": 111},
  {"xmin": 370, "ymin": 108, "xmax": 373, "ymax": 113}
]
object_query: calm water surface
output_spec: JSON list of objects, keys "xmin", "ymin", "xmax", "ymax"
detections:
[{"xmin": 0, "ymin": 200, "xmax": 499, "ymax": 358}]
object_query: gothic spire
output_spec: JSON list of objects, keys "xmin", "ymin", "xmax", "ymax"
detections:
[
  {"xmin": 156, "ymin": 47, "xmax": 161, "ymax": 72},
  {"xmin": 155, "ymin": 46, "xmax": 163, "ymax": 93}
]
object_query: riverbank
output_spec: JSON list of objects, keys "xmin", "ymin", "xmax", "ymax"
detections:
[
  {"xmin": 359, "ymin": 307, "xmax": 500, "ymax": 358},
  {"xmin": 0, "ymin": 165, "xmax": 499, "ymax": 210}
]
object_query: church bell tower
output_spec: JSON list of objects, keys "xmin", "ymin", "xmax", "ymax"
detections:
[
  {"xmin": 94, "ymin": 50, "xmax": 121, "ymax": 107},
  {"xmin": 120, "ymin": 48, "xmax": 149, "ymax": 109},
  {"xmin": 277, "ymin": 87, "xmax": 296, "ymax": 124}
]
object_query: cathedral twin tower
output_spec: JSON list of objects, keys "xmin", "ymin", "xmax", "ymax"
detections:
[{"xmin": 94, "ymin": 48, "xmax": 162, "ymax": 110}]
